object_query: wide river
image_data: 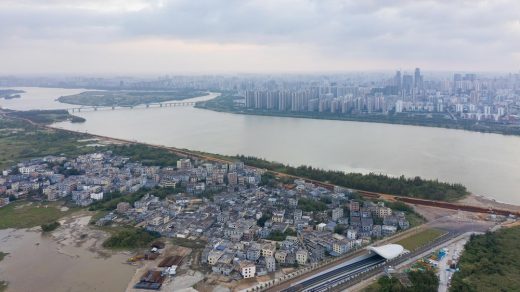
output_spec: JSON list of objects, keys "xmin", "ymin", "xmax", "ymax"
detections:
[{"xmin": 2, "ymin": 87, "xmax": 520, "ymax": 204}]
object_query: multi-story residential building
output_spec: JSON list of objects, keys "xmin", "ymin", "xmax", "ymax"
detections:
[
  {"xmin": 347, "ymin": 229, "xmax": 357, "ymax": 240},
  {"xmin": 294, "ymin": 209, "xmax": 303, "ymax": 221},
  {"xmin": 246, "ymin": 248, "xmax": 261, "ymax": 261},
  {"xmin": 275, "ymin": 251, "xmax": 288, "ymax": 264},
  {"xmin": 382, "ymin": 225, "xmax": 398, "ymax": 236},
  {"xmin": 332, "ymin": 207, "xmax": 344, "ymax": 221},
  {"xmin": 375, "ymin": 206, "xmax": 393, "ymax": 218},
  {"xmin": 176, "ymin": 158, "xmax": 192, "ymax": 170},
  {"xmin": 272, "ymin": 210, "xmax": 285, "ymax": 223},
  {"xmin": 332, "ymin": 239, "xmax": 352, "ymax": 255},
  {"xmin": 261, "ymin": 243, "xmax": 276, "ymax": 257},
  {"xmin": 208, "ymin": 250, "xmax": 224, "ymax": 265},
  {"xmin": 240, "ymin": 261, "xmax": 256, "ymax": 279},
  {"xmin": 296, "ymin": 249, "xmax": 308, "ymax": 265},
  {"xmin": 265, "ymin": 256, "xmax": 276, "ymax": 272},
  {"xmin": 350, "ymin": 201, "xmax": 360, "ymax": 212}
]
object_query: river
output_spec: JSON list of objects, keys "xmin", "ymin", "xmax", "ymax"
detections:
[
  {"xmin": 0, "ymin": 215, "xmax": 136, "ymax": 292},
  {"xmin": 2, "ymin": 87, "xmax": 520, "ymax": 204}
]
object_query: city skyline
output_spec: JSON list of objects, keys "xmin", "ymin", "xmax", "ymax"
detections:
[{"xmin": 1, "ymin": 0, "xmax": 520, "ymax": 74}]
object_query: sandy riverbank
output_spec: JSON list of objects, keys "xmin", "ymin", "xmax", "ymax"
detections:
[{"xmin": 458, "ymin": 194, "xmax": 520, "ymax": 214}]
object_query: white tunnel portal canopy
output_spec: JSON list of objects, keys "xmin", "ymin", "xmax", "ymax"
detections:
[{"xmin": 368, "ymin": 244, "xmax": 404, "ymax": 260}]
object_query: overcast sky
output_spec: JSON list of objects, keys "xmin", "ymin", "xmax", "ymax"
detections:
[{"xmin": 1, "ymin": 0, "xmax": 519, "ymax": 75}]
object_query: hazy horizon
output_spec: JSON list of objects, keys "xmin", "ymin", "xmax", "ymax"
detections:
[{"xmin": 1, "ymin": 0, "xmax": 519, "ymax": 75}]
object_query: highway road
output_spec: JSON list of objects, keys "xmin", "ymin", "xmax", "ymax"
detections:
[
  {"xmin": 283, "ymin": 255, "xmax": 385, "ymax": 292},
  {"xmin": 268, "ymin": 231, "xmax": 463, "ymax": 292}
]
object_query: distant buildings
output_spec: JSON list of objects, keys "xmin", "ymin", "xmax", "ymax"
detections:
[{"xmin": 236, "ymin": 69, "xmax": 520, "ymax": 125}]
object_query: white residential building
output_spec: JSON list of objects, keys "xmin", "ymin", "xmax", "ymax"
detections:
[
  {"xmin": 296, "ymin": 249, "xmax": 308, "ymax": 265},
  {"xmin": 240, "ymin": 261, "xmax": 256, "ymax": 278}
]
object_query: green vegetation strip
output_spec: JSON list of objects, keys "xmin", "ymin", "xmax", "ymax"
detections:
[
  {"xmin": 0, "ymin": 252, "xmax": 7, "ymax": 262},
  {"xmin": 102, "ymin": 227, "xmax": 160, "ymax": 250},
  {"xmin": 395, "ymin": 228, "xmax": 445, "ymax": 251},
  {"xmin": 0, "ymin": 201, "xmax": 74, "ymax": 229},
  {"xmin": 108, "ymin": 144, "xmax": 182, "ymax": 167},
  {"xmin": 58, "ymin": 89, "xmax": 207, "ymax": 107},
  {"xmin": 234, "ymin": 155, "xmax": 468, "ymax": 201},
  {"xmin": 41, "ymin": 221, "xmax": 61, "ymax": 232},
  {"xmin": 171, "ymin": 237, "xmax": 207, "ymax": 250},
  {"xmin": 0, "ymin": 115, "xmax": 92, "ymax": 169},
  {"xmin": 8, "ymin": 110, "xmax": 85, "ymax": 124},
  {"xmin": 364, "ymin": 270, "xmax": 439, "ymax": 292},
  {"xmin": 0, "ymin": 281, "xmax": 7, "ymax": 292},
  {"xmin": 450, "ymin": 226, "xmax": 520, "ymax": 291}
]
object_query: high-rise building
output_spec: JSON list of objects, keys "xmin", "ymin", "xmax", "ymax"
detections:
[
  {"xmin": 395, "ymin": 100, "xmax": 404, "ymax": 113},
  {"xmin": 266, "ymin": 91, "xmax": 278, "ymax": 110},
  {"xmin": 278, "ymin": 91, "xmax": 291, "ymax": 111},
  {"xmin": 454, "ymin": 73, "xmax": 462, "ymax": 82},
  {"xmin": 245, "ymin": 91, "xmax": 255, "ymax": 108},
  {"xmin": 254, "ymin": 91, "xmax": 266, "ymax": 109},
  {"xmin": 394, "ymin": 70, "xmax": 402, "ymax": 90},
  {"xmin": 454, "ymin": 74, "xmax": 463, "ymax": 91},
  {"xmin": 414, "ymin": 68, "xmax": 423, "ymax": 90},
  {"xmin": 402, "ymin": 75, "xmax": 413, "ymax": 96}
]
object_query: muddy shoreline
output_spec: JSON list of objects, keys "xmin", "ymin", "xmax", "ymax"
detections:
[{"xmin": 0, "ymin": 212, "xmax": 136, "ymax": 292}]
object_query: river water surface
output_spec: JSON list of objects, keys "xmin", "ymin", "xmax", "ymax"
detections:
[
  {"xmin": 2, "ymin": 87, "xmax": 520, "ymax": 204},
  {"xmin": 0, "ymin": 216, "xmax": 135, "ymax": 292}
]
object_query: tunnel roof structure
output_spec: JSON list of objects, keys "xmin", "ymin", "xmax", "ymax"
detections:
[{"xmin": 368, "ymin": 244, "xmax": 404, "ymax": 260}]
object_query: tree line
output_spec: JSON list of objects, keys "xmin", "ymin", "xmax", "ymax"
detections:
[
  {"xmin": 450, "ymin": 227, "xmax": 520, "ymax": 291},
  {"xmin": 235, "ymin": 155, "xmax": 468, "ymax": 201}
]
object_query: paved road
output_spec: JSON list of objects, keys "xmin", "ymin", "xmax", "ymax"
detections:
[
  {"xmin": 438, "ymin": 238, "xmax": 467, "ymax": 292},
  {"xmin": 282, "ymin": 255, "xmax": 385, "ymax": 292},
  {"xmin": 266, "ymin": 232, "xmax": 462, "ymax": 292}
]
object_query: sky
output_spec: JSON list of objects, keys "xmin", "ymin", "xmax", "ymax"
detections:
[{"xmin": 0, "ymin": 0, "xmax": 519, "ymax": 75}]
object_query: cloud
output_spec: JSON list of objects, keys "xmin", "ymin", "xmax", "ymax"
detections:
[{"xmin": 0, "ymin": 0, "xmax": 519, "ymax": 73}]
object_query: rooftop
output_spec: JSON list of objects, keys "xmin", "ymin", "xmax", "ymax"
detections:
[{"xmin": 367, "ymin": 244, "xmax": 404, "ymax": 260}]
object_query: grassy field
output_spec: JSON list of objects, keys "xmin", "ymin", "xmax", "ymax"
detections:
[
  {"xmin": 8, "ymin": 110, "xmax": 85, "ymax": 124},
  {"xmin": 0, "ymin": 115, "xmax": 92, "ymax": 169},
  {"xmin": 0, "ymin": 201, "xmax": 75, "ymax": 229},
  {"xmin": 171, "ymin": 237, "xmax": 207, "ymax": 250},
  {"xmin": 395, "ymin": 228, "xmax": 445, "ymax": 251}
]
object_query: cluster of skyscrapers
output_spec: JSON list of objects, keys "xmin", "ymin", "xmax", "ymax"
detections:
[
  {"xmin": 244, "ymin": 89, "xmax": 387, "ymax": 114},
  {"xmin": 1, "ymin": 70, "xmax": 519, "ymax": 122},
  {"xmin": 238, "ymin": 68, "xmax": 519, "ymax": 122}
]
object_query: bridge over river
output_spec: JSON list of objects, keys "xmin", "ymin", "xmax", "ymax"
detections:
[{"xmin": 67, "ymin": 101, "xmax": 197, "ymax": 112}]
